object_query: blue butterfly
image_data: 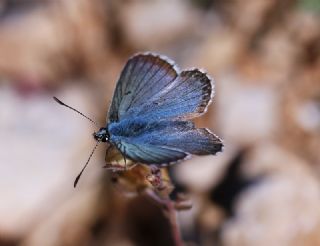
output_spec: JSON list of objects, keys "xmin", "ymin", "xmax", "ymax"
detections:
[{"xmin": 54, "ymin": 53, "xmax": 223, "ymax": 187}]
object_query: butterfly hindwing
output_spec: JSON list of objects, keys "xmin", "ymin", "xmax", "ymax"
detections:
[
  {"xmin": 108, "ymin": 119, "xmax": 223, "ymax": 165},
  {"xmin": 117, "ymin": 142, "xmax": 188, "ymax": 165}
]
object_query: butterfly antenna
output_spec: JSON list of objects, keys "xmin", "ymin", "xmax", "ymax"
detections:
[
  {"xmin": 53, "ymin": 96, "xmax": 99, "ymax": 127},
  {"xmin": 74, "ymin": 141, "xmax": 100, "ymax": 187}
]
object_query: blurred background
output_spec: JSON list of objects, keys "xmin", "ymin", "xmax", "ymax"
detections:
[{"xmin": 0, "ymin": 0, "xmax": 319, "ymax": 245}]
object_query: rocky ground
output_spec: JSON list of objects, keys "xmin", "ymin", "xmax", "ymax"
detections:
[{"xmin": 0, "ymin": 0, "xmax": 319, "ymax": 245}]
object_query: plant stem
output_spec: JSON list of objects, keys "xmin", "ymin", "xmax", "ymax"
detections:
[{"xmin": 165, "ymin": 199, "xmax": 183, "ymax": 246}]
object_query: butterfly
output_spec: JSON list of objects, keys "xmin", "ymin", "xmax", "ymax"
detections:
[{"xmin": 54, "ymin": 52, "xmax": 223, "ymax": 187}]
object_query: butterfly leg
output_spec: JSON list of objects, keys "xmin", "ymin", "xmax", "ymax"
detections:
[
  {"xmin": 123, "ymin": 146, "xmax": 127, "ymax": 171},
  {"xmin": 103, "ymin": 163, "xmax": 127, "ymax": 172},
  {"xmin": 103, "ymin": 144, "xmax": 126, "ymax": 172},
  {"xmin": 104, "ymin": 144, "xmax": 112, "ymax": 163}
]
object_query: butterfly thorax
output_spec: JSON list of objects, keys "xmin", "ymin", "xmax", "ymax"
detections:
[
  {"xmin": 93, "ymin": 127, "xmax": 109, "ymax": 142},
  {"xmin": 108, "ymin": 118, "xmax": 151, "ymax": 138}
]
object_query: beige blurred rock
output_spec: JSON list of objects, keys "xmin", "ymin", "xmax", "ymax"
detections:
[
  {"xmin": 0, "ymin": 0, "xmax": 112, "ymax": 85},
  {"xmin": 0, "ymin": 85, "xmax": 102, "ymax": 240},
  {"xmin": 221, "ymin": 143, "xmax": 320, "ymax": 246},
  {"xmin": 216, "ymin": 72, "xmax": 279, "ymax": 145},
  {"xmin": 294, "ymin": 100, "xmax": 320, "ymax": 133},
  {"xmin": 175, "ymin": 146, "xmax": 235, "ymax": 193},
  {"xmin": 21, "ymin": 186, "xmax": 101, "ymax": 246},
  {"xmin": 258, "ymin": 29, "xmax": 300, "ymax": 81},
  {"xmin": 280, "ymin": 67, "xmax": 320, "ymax": 165},
  {"xmin": 230, "ymin": 0, "xmax": 277, "ymax": 35},
  {"xmin": 119, "ymin": 0, "xmax": 197, "ymax": 49},
  {"xmin": 195, "ymin": 31, "xmax": 245, "ymax": 74},
  {"xmin": 289, "ymin": 11, "xmax": 320, "ymax": 47}
]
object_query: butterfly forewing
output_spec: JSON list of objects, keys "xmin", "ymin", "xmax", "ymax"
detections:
[
  {"xmin": 123, "ymin": 69, "xmax": 213, "ymax": 121},
  {"xmin": 108, "ymin": 53, "xmax": 178, "ymax": 122}
]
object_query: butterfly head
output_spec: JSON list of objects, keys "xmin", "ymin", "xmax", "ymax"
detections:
[{"xmin": 93, "ymin": 127, "xmax": 109, "ymax": 142}]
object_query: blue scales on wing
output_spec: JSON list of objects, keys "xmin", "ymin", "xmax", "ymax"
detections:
[
  {"xmin": 108, "ymin": 53, "xmax": 213, "ymax": 122},
  {"xmin": 108, "ymin": 53, "xmax": 178, "ymax": 123},
  {"xmin": 108, "ymin": 119, "xmax": 223, "ymax": 165},
  {"xmin": 107, "ymin": 53, "xmax": 223, "ymax": 164},
  {"xmin": 122, "ymin": 68, "xmax": 213, "ymax": 121}
]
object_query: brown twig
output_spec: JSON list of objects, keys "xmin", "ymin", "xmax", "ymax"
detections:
[
  {"xmin": 165, "ymin": 199, "xmax": 184, "ymax": 246},
  {"xmin": 145, "ymin": 189, "xmax": 184, "ymax": 246},
  {"xmin": 145, "ymin": 165, "xmax": 184, "ymax": 246}
]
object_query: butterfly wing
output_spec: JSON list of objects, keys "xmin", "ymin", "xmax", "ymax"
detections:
[
  {"xmin": 122, "ymin": 68, "xmax": 213, "ymax": 121},
  {"xmin": 108, "ymin": 120, "xmax": 223, "ymax": 165},
  {"xmin": 108, "ymin": 53, "xmax": 178, "ymax": 122},
  {"xmin": 117, "ymin": 142, "xmax": 188, "ymax": 165},
  {"xmin": 108, "ymin": 53, "xmax": 213, "ymax": 122},
  {"xmin": 107, "ymin": 53, "xmax": 221, "ymax": 165}
]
